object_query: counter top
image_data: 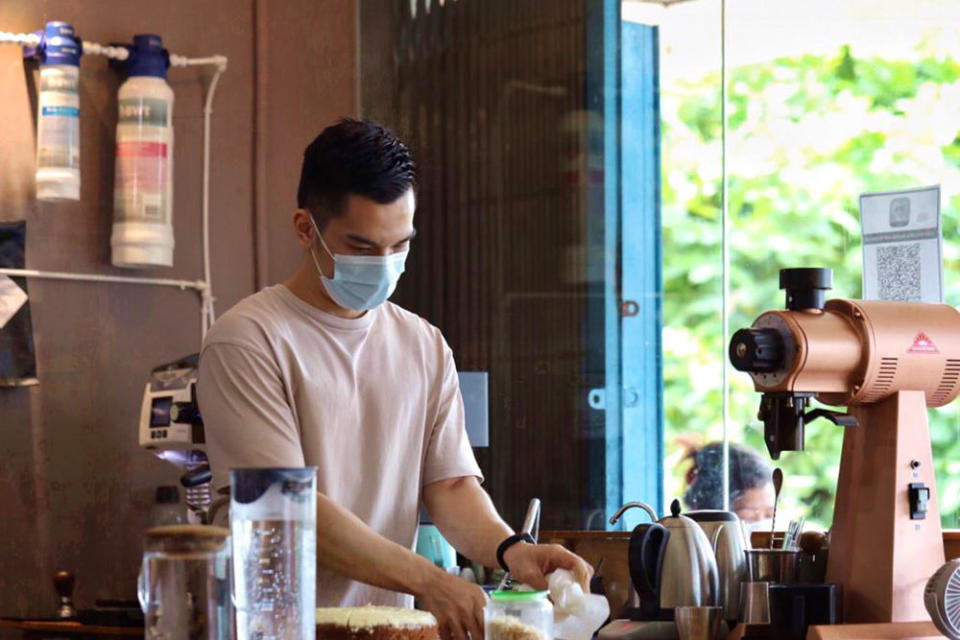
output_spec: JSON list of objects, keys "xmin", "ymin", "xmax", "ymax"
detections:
[
  {"xmin": 542, "ymin": 529, "xmax": 960, "ymax": 560},
  {"xmin": 0, "ymin": 619, "xmax": 141, "ymax": 637}
]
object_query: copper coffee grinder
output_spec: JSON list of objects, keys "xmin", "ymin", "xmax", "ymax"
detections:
[{"xmin": 729, "ymin": 268, "xmax": 956, "ymax": 636}]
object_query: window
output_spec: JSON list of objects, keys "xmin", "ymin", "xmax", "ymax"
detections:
[{"xmin": 360, "ymin": 0, "xmax": 959, "ymax": 531}]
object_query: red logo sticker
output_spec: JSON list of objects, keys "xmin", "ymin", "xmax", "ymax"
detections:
[{"xmin": 908, "ymin": 332, "xmax": 940, "ymax": 354}]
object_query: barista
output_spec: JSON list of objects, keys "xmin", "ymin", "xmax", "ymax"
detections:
[{"xmin": 197, "ymin": 119, "xmax": 591, "ymax": 640}]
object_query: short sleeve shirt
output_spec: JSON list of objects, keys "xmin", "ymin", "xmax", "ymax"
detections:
[{"xmin": 197, "ymin": 285, "xmax": 483, "ymax": 607}]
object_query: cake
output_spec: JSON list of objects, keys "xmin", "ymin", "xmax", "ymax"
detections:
[{"xmin": 316, "ymin": 606, "xmax": 439, "ymax": 640}]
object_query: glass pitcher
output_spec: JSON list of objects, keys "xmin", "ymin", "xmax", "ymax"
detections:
[
  {"xmin": 138, "ymin": 524, "xmax": 232, "ymax": 640},
  {"xmin": 230, "ymin": 467, "xmax": 317, "ymax": 640}
]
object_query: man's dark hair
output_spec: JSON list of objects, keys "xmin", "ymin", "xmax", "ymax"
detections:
[
  {"xmin": 683, "ymin": 441, "xmax": 774, "ymax": 511},
  {"xmin": 297, "ymin": 118, "xmax": 416, "ymax": 230}
]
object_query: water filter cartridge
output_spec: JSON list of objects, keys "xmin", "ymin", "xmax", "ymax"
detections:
[
  {"xmin": 35, "ymin": 22, "xmax": 82, "ymax": 201},
  {"xmin": 111, "ymin": 35, "xmax": 175, "ymax": 268}
]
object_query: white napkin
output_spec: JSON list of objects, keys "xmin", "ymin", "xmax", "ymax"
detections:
[
  {"xmin": 0, "ymin": 275, "xmax": 27, "ymax": 330},
  {"xmin": 548, "ymin": 569, "xmax": 610, "ymax": 640}
]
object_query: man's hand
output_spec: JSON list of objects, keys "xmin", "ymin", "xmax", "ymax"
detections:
[
  {"xmin": 502, "ymin": 542, "xmax": 593, "ymax": 592},
  {"xmin": 413, "ymin": 568, "xmax": 487, "ymax": 640}
]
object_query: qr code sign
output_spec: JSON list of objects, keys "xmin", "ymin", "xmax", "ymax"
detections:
[{"xmin": 878, "ymin": 243, "xmax": 922, "ymax": 302}]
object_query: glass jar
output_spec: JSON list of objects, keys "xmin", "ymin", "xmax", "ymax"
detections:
[
  {"xmin": 138, "ymin": 524, "xmax": 233, "ymax": 640},
  {"xmin": 485, "ymin": 590, "xmax": 553, "ymax": 640}
]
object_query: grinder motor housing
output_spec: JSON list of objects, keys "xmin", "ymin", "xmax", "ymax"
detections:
[{"xmin": 730, "ymin": 268, "xmax": 960, "ymax": 458}]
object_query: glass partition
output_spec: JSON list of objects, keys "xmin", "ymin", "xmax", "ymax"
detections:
[
  {"xmin": 359, "ymin": 0, "xmax": 958, "ymax": 531},
  {"xmin": 724, "ymin": 0, "xmax": 960, "ymax": 530},
  {"xmin": 361, "ymin": 0, "xmax": 688, "ymax": 530}
]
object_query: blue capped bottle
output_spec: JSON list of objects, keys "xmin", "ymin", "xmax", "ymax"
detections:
[
  {"xmin": 35, "ymin": 22, "xmax": 82, "ymax": 201},
  {"xmin": 111, "ymin": 34, "xmax": 175, "ymax": 268}
]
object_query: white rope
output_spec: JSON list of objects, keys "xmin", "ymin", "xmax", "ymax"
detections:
[
  {"xmin": 81, "ymin": 41, "xmax": 129, "ymax": 60},
  {"xmin": 199, "ymin": 61, "xmax": 227, "ymax": 339},
  {"xmin": 0, "ymin": 31, "xmax": 40, "ymax": 46},
  {"xmin": 0, "ymin": 29, "xmax": 228, "ymax": 71}
]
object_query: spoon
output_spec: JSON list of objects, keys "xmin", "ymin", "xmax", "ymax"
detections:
[{"xmin": 770, "ymin": 468, "xmax": 783, "ymax": 549}]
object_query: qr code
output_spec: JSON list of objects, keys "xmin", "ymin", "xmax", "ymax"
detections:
[{"xmin": 878, "ymin": 243, "xmax": 922, "ymax": 301}]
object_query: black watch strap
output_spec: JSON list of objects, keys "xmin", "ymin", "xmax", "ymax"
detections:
[{"xmin": 496, "ymin": 533, "xmax": 535, "ymax": 572}]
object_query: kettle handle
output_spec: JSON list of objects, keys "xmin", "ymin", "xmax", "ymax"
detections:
[
  {"xmin": 710, "ymin": 523, "xmax": 723, "ymax": 551},
  {"xmin": 628, "ymin": 522, "xmax": 670, "ymax": 610}
]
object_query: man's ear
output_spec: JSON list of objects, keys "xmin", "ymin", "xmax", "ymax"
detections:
[{"xmin": 292, "ymin": 209, "xmax": 315, "ymax": 249}]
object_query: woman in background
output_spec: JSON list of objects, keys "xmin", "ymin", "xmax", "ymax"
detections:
[{"xmin": 683, "ymin": 441, "xmax": 776, "ymax": 529}]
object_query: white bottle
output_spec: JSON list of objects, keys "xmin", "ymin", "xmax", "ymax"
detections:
[
  {"xmin": 111, "ymin": 35, "xmax": 175, "ymax": 268},
  {"xmin": 35, "ymin": 22, "xmax": 81, "ymax": 201}
]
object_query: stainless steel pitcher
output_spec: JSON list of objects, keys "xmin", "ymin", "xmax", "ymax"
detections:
[{"xmin": 687, "ymin": 510, "xmax": 749, "ymax": 623}]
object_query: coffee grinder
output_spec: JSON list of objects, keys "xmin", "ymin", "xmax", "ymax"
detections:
[
  {"xmin": 138, "ymin": 354, "xmax": 212, "ymax": 523},
  {"xmin": 729, "ymin": 268, "xmax": 957, "ymax": 637}
]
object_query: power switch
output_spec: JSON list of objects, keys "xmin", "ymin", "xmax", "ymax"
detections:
[{"xmin": 908, "ymin": 483, "xmax": 930, "ymax": 520}]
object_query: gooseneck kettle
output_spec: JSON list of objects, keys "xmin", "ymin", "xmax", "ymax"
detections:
[{"xmin": 612, "ymin": 499, "xmax": 720, "ymax": 620}]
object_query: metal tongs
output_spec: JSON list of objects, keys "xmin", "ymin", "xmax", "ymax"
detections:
[{"xmin": 497, "ymin": 498, "xmax": 541, "ymax": 591}]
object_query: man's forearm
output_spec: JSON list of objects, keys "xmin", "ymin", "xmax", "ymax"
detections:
[
  {"xmin": 316, "ymin": 492, "xmax": 442, "ymax": 596},
  {"xmin": 422, "ymin": 477, "xmax": 514, "ymax": 568}
]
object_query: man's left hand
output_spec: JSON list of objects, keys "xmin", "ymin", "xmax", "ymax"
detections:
[{"xmin": 501, "ymin": 542, "xmax": 593, "ymax": 591}]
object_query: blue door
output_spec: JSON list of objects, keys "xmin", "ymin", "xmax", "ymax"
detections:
[{"xmin": 586, "ymin": 0, "xmax": 663, "ymax": 529}]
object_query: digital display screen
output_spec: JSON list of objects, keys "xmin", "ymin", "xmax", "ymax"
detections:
[{"xmin": 151, "ymin": 397, "xmax": 172, "ymax": 427}]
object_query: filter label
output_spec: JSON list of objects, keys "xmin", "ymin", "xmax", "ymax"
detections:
[
  {"xmin": 37, "ymin": 92, "xmax": 80, "ymax": 170},
  {"xmin": 114, "ymin": 141, "xmax": 169, "ymax": 223},
  {"xmin": 116, "ymin": 142, "xmax": 168, "ymax": 158},
  {"xmin": 40, "ymin": 105, "xmax": 79, "ymax": 117},
  {"xmin": 118, "ymin": 97, "xmax": 170, "ymax": 128},
  {"xmin": 40, "ymin": 73, "xmax": 78, "ymax": 93}
]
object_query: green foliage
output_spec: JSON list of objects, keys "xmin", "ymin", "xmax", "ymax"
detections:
[{"xmin": 662, "ymin": 44, "xmax": 960, "ymax": 530}]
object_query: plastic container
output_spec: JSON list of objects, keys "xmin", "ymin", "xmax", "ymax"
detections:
[
  {"xmin": 148, "ymin": 485, "xmax": 187, "ymax": 527},
  {"xmin": 35, "ymin": 22, "xmax": 81, "ymax": 201},
  {"xmin": 111, "ymin": 34, "xmax": 175, "ymax": 268},
  {"xmin": 230, "ymin": 468, "xmax": 317, "ymax": 640},
  {"xmin": 485, "ymin": 590, "xmax": 553, "ymax": 640},
  {"xmin": 138, "ymin": 524, "xmax": 233, "ymax": 640}
]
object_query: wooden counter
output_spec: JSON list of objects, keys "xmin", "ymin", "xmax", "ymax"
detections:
[
  {"xmin": 543, "ymin": 529, "xmax": 960, "ymax": 557},
  {"xmin": 542, "ymin": 529, "xmax": 960, "ymax": 620},
  {"xmin": 945, "ymin": 530, "xmax": 959, "ymax": 560},
  {"xmin": 0, "ymin": 620, "xmax": 141, "ymax": 639}
]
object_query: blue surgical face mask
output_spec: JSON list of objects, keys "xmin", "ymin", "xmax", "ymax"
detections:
[{"xmin": 308, "ymin": 216, "xmax": 408, "ymax": 311}]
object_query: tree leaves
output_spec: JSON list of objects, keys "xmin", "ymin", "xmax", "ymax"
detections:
[{"xmin": 663, "ymin": 42, "xmax": 960, "ymax": 529}]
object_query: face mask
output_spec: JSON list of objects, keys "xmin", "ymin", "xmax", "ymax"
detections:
[
  {"xmin": 744, "ymin": 518, "xmax": 775, "ymax": 536},
  {"xmin": 308, "ymin": 216, "xmax": 407, "ymax": 311}
]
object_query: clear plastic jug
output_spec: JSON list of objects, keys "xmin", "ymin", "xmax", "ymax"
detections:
[
  {"xmin": 230, "ymin": 467, "xmax": 317, "ymax": 640},
  {"xmin": 138, "ymin": 524, "xmax": 233, "ymax": 640}
]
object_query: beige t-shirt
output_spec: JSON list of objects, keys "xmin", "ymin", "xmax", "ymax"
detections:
[{"xmin": 197, "ymin": 284, "xmax": 482, "ymax": 608}]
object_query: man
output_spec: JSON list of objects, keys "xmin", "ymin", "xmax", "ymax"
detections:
[{"xmin": 198, "ymin": 119, "xmax": 591, "ymax": 638}]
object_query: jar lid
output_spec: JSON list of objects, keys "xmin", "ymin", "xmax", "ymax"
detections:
[
  {"xmin": 144, "ymin": 524, "xmax": 229, "ymax": 553},
  {"xmin": 490, "ymin": 590, "xmax": 549, "ymax": 602}
]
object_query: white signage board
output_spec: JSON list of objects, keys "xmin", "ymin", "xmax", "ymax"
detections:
[{"xmin": 860, "ymin": 185, "xmax": 943, "ymax": 303}]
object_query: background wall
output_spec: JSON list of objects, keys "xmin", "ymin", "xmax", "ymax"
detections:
[{"xmin": 0, "ymin": 0, "xmax": 356, "ymax": 616}]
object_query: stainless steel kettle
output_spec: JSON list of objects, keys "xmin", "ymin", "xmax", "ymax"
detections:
[
  {"xmin": 612, "ymin": 499, "xmax": 719, "ymax": 620},
  {"xmin": 687, "ymin": 510, "xmax": 748, "ymax": 624}
]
